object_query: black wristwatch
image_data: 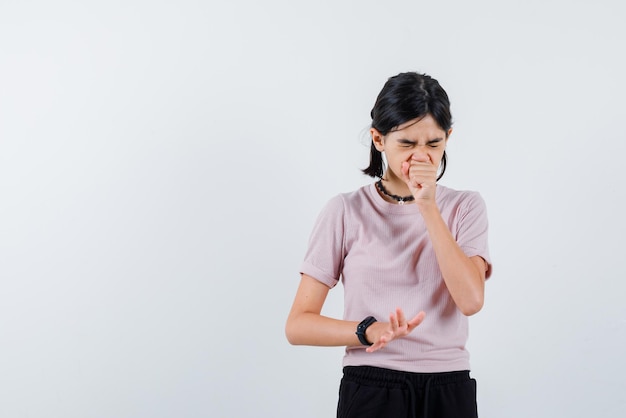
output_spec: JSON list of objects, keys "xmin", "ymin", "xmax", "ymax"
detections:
[{"xmin": 355, "ymin": 316, "xmax": 377, "ymax": 346}]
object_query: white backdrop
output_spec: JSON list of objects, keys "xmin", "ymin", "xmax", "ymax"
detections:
[{"xmin": 1, "ymin": 1, "xmax": 625, "ymax": 417}]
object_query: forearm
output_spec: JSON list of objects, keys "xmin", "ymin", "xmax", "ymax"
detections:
[
  {"xmin": 286, "ymin": 312, "xmax": 362, "ymax": 347},
  {"xmin": 286, "ymin": 276, "xmax": 425, "ymax": 350},
  {"xmin": 418, "ymin": 202, "xmax": 485, "ymax": 316},
  {"xmin": 286, "ymin": 310, "xmax": 420, "ymax": 353}
]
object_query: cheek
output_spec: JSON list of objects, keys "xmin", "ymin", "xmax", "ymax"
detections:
[
  {"xmin": 395, "ymin": 149, "xmax": 414, "ymax": 159},
  {"xmin": 389, "ymin": 152, "xmax": 412, "ymax": 166},
  {"xmin": 432, "ymin": 148, "xmax": 446, "ymax": 160}
]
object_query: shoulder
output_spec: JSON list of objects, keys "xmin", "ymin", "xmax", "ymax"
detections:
[
  {"xmin": 313, "ymin": 185, "xmax": 376, "ymax": 227},
  {"xmin": 438, "ymin": 184, "xmax": 484, "ymax": 202},
  {"xmin": 325, "ymin": 184, "xmax": 372, "ymax": 211},
  {"xmin": 313, "ymin": 185, "xmax": 364, "ymax": 219},
  {"xmin": 437, "ymin": 184, "xmax": 487, "ymax": 213}
]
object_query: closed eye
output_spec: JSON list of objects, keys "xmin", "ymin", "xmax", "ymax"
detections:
[
  {"xmin": 396, "ymin": 138, "xmax": 444, "ymax": 148},
  {"xmin": 427, "ymin": 138, "xmax": 444, "ymax": 147},
  {"xmin": 398, "ymin": 139, "xmax": 416, "ymax": 147}
]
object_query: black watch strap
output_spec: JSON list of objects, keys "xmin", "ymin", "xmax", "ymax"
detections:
[{"xmin": 355, "ymin": 316, "xmax": 377, "ymax": 346}]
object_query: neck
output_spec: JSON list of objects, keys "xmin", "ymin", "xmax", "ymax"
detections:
[
  {"xmin": 380, "ymin": 172, "xmax": 411, "ymax": 196},
  {"xmin": 376, "ymin": 179, "xmax": 414, "ymax": 204}
]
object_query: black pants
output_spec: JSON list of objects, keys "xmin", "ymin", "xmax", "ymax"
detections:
[{"xmin": 337, "ymin": 366, "xmax": 478, "ymax": 418}]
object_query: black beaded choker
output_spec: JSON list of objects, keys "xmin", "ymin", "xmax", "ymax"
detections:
[{"xmin": 375, "ymin": 180, "xmax": 414, "ymax": 205}]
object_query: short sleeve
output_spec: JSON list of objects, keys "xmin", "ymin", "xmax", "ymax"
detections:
[
  {"xmin": 456, "ymin": 192, "xmax": 493, "ymax": 279},
  {"xmin": 299, "ymin": 195, "xmax": 346, "ymax": 288}
]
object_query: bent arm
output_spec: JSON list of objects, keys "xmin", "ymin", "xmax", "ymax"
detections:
[
  {"xmin": 285, "ymin": 274, "xmax": 425, "ymax": 350},
  {"xmin": 418, "ymin": 203, "xmax": 487, "ymax": 316},
  {"xmin": 285, "ymin": 274, "xmax": 361, "ymax": 346}
]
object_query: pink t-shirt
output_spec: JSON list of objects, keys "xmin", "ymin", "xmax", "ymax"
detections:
[{"xmin": 300, "ymin": 183, "xmax": 492, "ymax": 373}]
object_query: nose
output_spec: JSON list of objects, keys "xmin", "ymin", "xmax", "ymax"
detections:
[{"xmin": 411, "ymin": 149, "xmax": 430, "ymax": 163}]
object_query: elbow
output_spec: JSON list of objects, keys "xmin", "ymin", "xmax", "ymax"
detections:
[
  {"xmin": 458, "ymin": 296, "xmax": 484, "ymax": 316},
  {"xmin": 285, "ymin": 327, "xmax": 297, "ymax": 346},
  {"xmin": 456, "ymin": 272, "xmax": 485, "ymax": 316},
  {"xmin": 284, "ymin": 317, "xmax": 301, "ymax": 345}
]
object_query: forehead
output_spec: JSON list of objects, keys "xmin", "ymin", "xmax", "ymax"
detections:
[{"xmin": 388, "ymin": 114, "xmax": 446, "ymax": 138}]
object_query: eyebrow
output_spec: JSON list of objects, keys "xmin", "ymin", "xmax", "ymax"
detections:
[{"xmin": 397, "ymin": 137, "xmax": 444, "ymax": 145}]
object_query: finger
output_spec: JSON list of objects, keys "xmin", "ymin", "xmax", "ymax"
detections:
[
  {"xmin": 407, "ymin": 311, "xmax": 426, "ymax": 329},
  {"xmin": 366, "ymin": 335, "xmax": 388, "ymax": 353},
  {"xmin": 408, "ymin": 171, "xmax": 423, "ymax": 189},
  {"xmin": 400, "ymin": 161, "xmax": 411, "ymax": 186},
  {"xmin": 389, "ymin": 312, "xmax": 399, "ymax": 332},
  {"xmin": 396, "ymin": 307, "xmax": 406, "ymax": 327},
  {"xmin": 366, "ymin": 342, "xmax": 380, "ymax": 353},
  {"xmin": 366, "ymin": 342, "xmax": 384, "ymax": 353},
  {"xmin": 409, "ymin": 160, "xmax": 432, "ymax": 168},
  {"xmin": 409, "ymin": 166, "xmax": 437, "ymax": 180},
  {"xmin": 401, "ymin": 161, "xmax": 411, "ymax": 183},
  {"xmin": 408, "ymin": 165, "xmax": 435, "ymax": 178}
]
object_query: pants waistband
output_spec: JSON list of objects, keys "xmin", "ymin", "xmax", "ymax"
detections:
[{"xmin": 342, "ymin": 366, "xmax": 470, "ymax": 389}]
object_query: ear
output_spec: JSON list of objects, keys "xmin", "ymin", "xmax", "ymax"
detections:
[
  {"xmin": 370, "ymin": 128, "xmax": 385, "ymax": 152},
  {"xmin": 445, "ymin": 128, "xmax": 453, "ymax": 146}
]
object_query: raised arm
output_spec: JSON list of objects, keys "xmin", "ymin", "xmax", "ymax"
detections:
[
  {"xmin": 403, "ymin": 156, "xmax": 488, "ymax": 316},
  {"xmin": 285, "ymin": 274, "xmax": 425, "ymax": 352},
  {"xmin": 418, "ymin": 206, "xmax": 487, "ymax": 316}
]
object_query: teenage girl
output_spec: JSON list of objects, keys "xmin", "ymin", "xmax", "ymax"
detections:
[{"xmin": 286, "ymin": 72, "xmax": 492, "ymax": 418}]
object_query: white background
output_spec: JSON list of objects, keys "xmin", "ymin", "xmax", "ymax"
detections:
[{"xmin": 1, "ymin": 1, "xmax": 625, "ymax": 417}]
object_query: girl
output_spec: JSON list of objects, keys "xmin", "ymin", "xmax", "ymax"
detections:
[{"xmin": 286, "ymin": 72, "xmax": 492, "ymax": 418}]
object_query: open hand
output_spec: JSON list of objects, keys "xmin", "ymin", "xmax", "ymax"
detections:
[{"xmin": 366, "ymin": 308, "xmax": 426, "ymax": 353}]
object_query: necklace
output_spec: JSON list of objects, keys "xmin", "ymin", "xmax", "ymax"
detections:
[{"xmin": 375, "ymin": 180, "xmax": 414, "ymax": 205}]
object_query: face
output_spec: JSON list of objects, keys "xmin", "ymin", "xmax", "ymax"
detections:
[{"xmin": 371, "ymin": 114, "xmax": 451, "ymax": 186}]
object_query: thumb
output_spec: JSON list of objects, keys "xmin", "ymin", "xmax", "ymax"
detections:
[
  {"xmin": 401, "ymin": 161, "xmax": 411, "ymax": 182},
  {"xmin": 408, "ymin": 311, "xmax": 426, "ymax": 328}
]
